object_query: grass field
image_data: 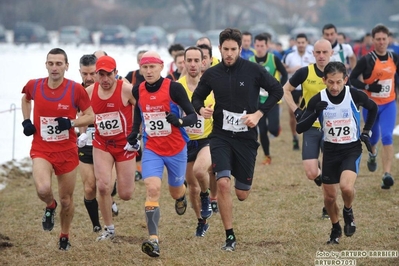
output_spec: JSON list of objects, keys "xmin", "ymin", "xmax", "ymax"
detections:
[{"xmin": 0, "ymin": 107, "xmax": 398, "ymax": 266}]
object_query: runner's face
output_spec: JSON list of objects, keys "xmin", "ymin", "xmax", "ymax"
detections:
[
  {"xmin": 140, "ymin": 63, "xmax": 163, "ymax": 84},
  {"xmin": 97, "ymin": 70, "xmax": 116, "ymax": 90},
  {"xmin": 313, "ymin": 42, "xmax": 332, "ymax": 68},
  {"xmin": 201, "ymin": 49, "xmax": 212, "ymax": 71},
  {"xmin": 242, "ymin": 35, "xmax": 252, "ymax": 49},
  {"xmin": 80, "ymin": 65, "xmax": 96, "ymax": 88},
  {"xmin": 254, "ymin": 40, "xmax": 268, "ymax": 57},
  {"xmin": 323, "ymin": 72, "xmax": 348, "ymax": 96},
  {"xmin": 46, "ymin": 54, "xmax": 69, "ymax": 82},
  {"xmin": 323, "ymin": 28, "xmax": 337, "ymax": 44},
  {"xmin": 219, "ymin": 39, "xmax": 241, "ymax": 66},
  {"xmin": 296, "ymin": 37, "xmax": 308, "ymax": 53},
  {"xmin": 175, "ymin": 55, "xmax": 185, "ymax": 73},
  {"xmin": 184, "ymin": 49, "xmax": 202, "ymax": 78},
  {"xmin": 373, "ymin": 32, "xmax": 389, "ymax": 54}
]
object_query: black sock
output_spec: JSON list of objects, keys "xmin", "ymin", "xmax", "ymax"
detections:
[
  {"xmin": 198, "ymin": 218, "xmax": 206, "ymax": 224},
  {"xmin": 226, "ymin": 228, "xmax": 235, "ymax": 239},
  {"xmin": 84, "ymin": 198, "xmax": 101, "ymax": 228},
  {"xmin": 200, "ymin": 189, "xmax": 209, "ymax": 197},
  {"xmin": 332, "ymin": 222, "xmax": 341, "ymax": 230}
]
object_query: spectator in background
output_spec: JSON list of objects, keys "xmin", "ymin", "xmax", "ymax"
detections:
[
  {"xmin": 166, "ymin": 50, "xmax": 185, "ymax": 81},
  {"xmin": 240, "ymin": 31, "xmax": 256, "ymax": 60},
  {"xmin": 353, "ymin": 33, "xmax": 374, "ymax": 59}
]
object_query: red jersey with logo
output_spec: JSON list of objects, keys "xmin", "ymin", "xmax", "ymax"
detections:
[
  {"xmin": 21, "ymin": 78, "xmax": 91, "ymax": 152},
  {"xmin": 138, "ymin": 78, "xmax": 188, "ymax": 156},
  {"xmin": 91, "ymin": 80, "xmax": 133, "ymax": 147}
]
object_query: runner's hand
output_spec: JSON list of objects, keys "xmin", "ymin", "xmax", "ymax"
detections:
[
  {"xmin": 55, "ymin": 117, "xmax": 72, "ymax": 131},
  {"xmin": 77, "ymin": 133, "xmax": 88, "ymax": 148},
  {"xmin": 22, "ymin": 119, "xmax": 36, "ymax": 136},
  {"xmin": 360, "ymin": 132, "xmax": 373, "ymax": 153}
]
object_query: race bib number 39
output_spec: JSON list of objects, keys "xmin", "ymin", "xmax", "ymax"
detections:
[
  {"xmin": 222, "ymin": 110, "xmax": 248, "ymax": 132},
  {"xmin": 40, "ymin": 116, "xmax": 69, "ymax": 142},
  {"xmin": 95, "ymin": 111, "xmax": 123, "ymax": 136},
  {"xmin": 143, "ymin": 111, "xmax": 172, "ymax": 137}
]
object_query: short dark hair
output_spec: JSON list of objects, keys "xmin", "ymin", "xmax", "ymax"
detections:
[
  {"xmin": 242, "ymin": 31, "xmax": 252, "ymax": 37},
  {"xmin": 197, "ymin": 44, "xmax": 212, "ymax": 58},
  {"xmin": 48, "ymin": 48, "xmax": 68, "ymax": 64},
  {"xmin": 254, "ymin": 33, "xmax": 269, "ymax": 43},
  {"xmin": 168, "ymin": 43, "xmax": 185, "ymax": 55},
  {"xmin": 371, "ymin": 24, "xmax": 389, "ymax": 38},
  {"xmin": 173, "ymin": 50, "xmax": 185, "ymax": 62},
  {"xmin": 184, "ymin": 46, "xmax": 204, "ymax": 60},
  {"xmin": 219, "ymin": 28, "xmax": 242, "ymax": 47},
  {"xmin": 296, "ymin": 33, "xmax": 308, "ymax": 41},
  {"xmin": 323, "ymin": 61, "xmax": 347, "ymax": 78},
  {"xmin": 322, "ymin": 23, "xmax": 337, "ymax": 34},
  {"xmin": 337, "ymin": 32, "xmax": 346, "ymax": 39},
  {"xmin": 79, "ymin": 54, "xmax": 97, "ymax": 67}
]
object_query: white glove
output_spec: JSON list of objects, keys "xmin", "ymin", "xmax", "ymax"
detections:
[
  {"xmin": 77, "ymin": 133, "xmax": 88, "ymax": 148},
  {"xmin": 123, "ymin": 140, "xmax": 140, "ymax": 152}
]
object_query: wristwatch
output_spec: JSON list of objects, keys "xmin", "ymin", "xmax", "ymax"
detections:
[
  {"xmin": 364, "ymin": 84, "xmax": 369, "ymax": 90},
  {"xmin": 71, "ymin": 120, "xmax": 75, "ymax": 127}
]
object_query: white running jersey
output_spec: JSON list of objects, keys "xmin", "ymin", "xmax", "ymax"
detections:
[
  {"xmin": 331, "ymin": 43, "xmax": 354, "ymax": 64},
  {"xmin": 320, "ymin": 86, "xmax": 360, "ymax": 144},
  {"xmin": 284, "ymin": 49, "xmax": 315, "ymax": 90}
]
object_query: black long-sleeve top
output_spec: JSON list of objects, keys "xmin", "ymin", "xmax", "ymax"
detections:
[
  {"xmin": 192, "ymin": 57, "xmax": 283, "ymax": 140},
  {"xmin": 131, "ymin": 77, "xmax": 197, "ymax": 133}
]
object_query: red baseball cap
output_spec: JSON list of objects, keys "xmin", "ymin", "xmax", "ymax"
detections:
[{"xmin": 96, "ymin": 56, "xmax": 116, "ymax": 72}]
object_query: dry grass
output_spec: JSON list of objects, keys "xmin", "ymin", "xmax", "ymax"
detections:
[{"xmin": 0, "ymin": 107, "xmax": 398, "ymax": 266}]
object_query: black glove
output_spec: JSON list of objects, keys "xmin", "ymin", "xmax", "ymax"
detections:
[
  {"xmin": 367, "ymin": 80, "xmax": 382, "ymax": 93},
  {"xmin": 294, "ymin": 108, "xmax": 303, "ymax": 122},
  {"xmin": 360, "ymin": 132, "xmax": 373, "ymax": 153},
  {"xmin": 127, "ymin": 132, "xmax": 139, "ymax": 145},
  {"xmin": 55, "ymin": 117, "xmax": 72, "ymax": 131},
  {"xmin": 22, "ymin": 119, "xmax": 36, "ymax": 136},
  {"xmin": 165, "ymin": 111, "xmax": 182, "ymax": 127},
  {"xmin": 314, "ymin": 101, "xmax": 328, "ymax": 115}
]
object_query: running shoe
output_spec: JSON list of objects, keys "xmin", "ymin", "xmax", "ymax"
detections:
[
  {"xmin": 135, "ymin": 170, "xmax": 142, "ymax": 181},
  {"xmin": 142, "ymin": 239, "xmax": 160, "ymax": 257},
  {"xmin": 343, "ymin": 208, "xmax": 356, "ymax": 237},
  {"xmin": 93, "ymin": 225, "xmax": 102, "ymax": 233},
  {"xmin": 321, "ymin": 207, "xmax": 330, "ymax": 220},
  {"xmin": 262, "ymin": 155, "xmax": 272, "ymax": 165},
  {"xmin": 175, "ymin": 195, "xmax": 187, "ymax": 215},
  {"xmin": 381, "ymin": 172, "xmax": 394, "ymax": 189},
  {"xmin": 367, "ymin": 151, "xmax": 377, "ymax": 172},
  {"xmin": 314, "ymin": 175, "xmax": 322, "ymax": 186},
  {"xmin": 326, "ymin": 227, "xmax": 342, "ymax": 244},
  {"xmin": 211, "ymin": 200, "xmax": 219, "ymax": 213},
  {"xmin": 112, "ymin": 201, "xmax": 119, "ymax": 217},
  {"xmin": 293, "ymin": 138, "xmax": 300, "ymax": 150},
  {"xmin": 221, "ymin": 235, "xmax": 236, "ymax": 251},
  {"xmin": 58, "ymin": 237, "xmax": 71, "ymax": 251},
  {"xmin": 200, "ymin": 192, "xmax": 212, "ymax": 219},
  {"xmin": 196, "ymin": 222, "xmax": 210, "ymax": 237},
  {"xmin": 96, "ymin": 226, "xmax": 115, "ymax": 241},
  {"xmin": 42, "ymin": 200, "xmax": 57, "ymax": 231}
]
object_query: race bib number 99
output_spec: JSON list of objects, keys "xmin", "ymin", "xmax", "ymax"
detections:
[{"xmin": 40, "ymin": 116, "xmax": 69, "ymax": 141}]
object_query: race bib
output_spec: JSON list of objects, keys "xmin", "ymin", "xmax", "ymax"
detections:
[
  {"xmin": 40, "ymin": 116, "xmax": 69, "ymax": 142},
  {"xmin": 86, "ymin": 127, "xmax": 95, "ymax": 146},
  {"xmin": 371, "ymin": 79, "xmax": 392, "ymax": 98},
  {"xmin": 324, "ymin": 118, "xmax": 353, "ymax": 143},
  {"xmin": 185, "ymin": 115, "xmax": 204, "ymax": 135},
  {"xmin": 222, "ymin": 110, "xmax": 248, "ymax": 132},
  {"xmin": 95, "ymin": 111, "xmax": 123, "ymax": 136},
  {"xmin": 143, "ymin": 111, "xmax": 172, "ymax": 137}
]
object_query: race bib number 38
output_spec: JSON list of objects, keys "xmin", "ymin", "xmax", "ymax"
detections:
[
  {"xmin": 95, "ymin": 111, "xmax": 123, "ymax": 136},
  {"xmin": 143, "ymin": 111, "xmax": 172, "ymax": 137},
  {"xmin": 40, "ymin": 116, "xmax": 69, "ymax": 142},
  {"xmin": 222, "ymin": 109, "xmax": 248, "ymax": 132}
]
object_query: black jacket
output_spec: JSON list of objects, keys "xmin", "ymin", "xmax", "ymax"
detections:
[{"xmin": 192, "ymin": 57, "xmax": 283, "ymax": 140}]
